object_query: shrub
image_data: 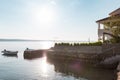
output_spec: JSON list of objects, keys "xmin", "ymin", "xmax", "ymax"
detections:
[{"xmin": 55, "ymin": 41, "xmax": 102, "ymax": 46}]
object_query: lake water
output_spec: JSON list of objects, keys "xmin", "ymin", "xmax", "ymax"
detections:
[{"xmin": 0, "ymin": 41, "xmax": 117, "ymax": 80}]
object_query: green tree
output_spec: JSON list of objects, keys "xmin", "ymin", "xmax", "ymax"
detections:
[{"xmin": 103, "ymin": 16, "xmax": 120, "ymax": 43}]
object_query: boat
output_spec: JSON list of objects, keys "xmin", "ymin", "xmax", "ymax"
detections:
[{"xmin": 1, "ymin": 49, "xmax": 18, "ymax": 55}]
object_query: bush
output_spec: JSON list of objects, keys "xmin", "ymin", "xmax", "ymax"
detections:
[
  {"xmin": 55, "ymin": 41, "xmax": 102, "ymax": 46},
  {"xmin": 80, "ymin": 41, "xmax": 102, "ymax": 46}
]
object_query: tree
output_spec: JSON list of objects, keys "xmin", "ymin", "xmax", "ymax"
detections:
[{"xmin": 103, "ymin": 15, "xmax": 120, "ymax": 43}]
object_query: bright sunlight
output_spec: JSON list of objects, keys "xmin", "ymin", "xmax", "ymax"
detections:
[
  {"xmin": 41, "ymin": 56, "xmax": 48, "ymax": 74},
  {"xmin": 32, "ymin": 5, "xmax": 55, "ymax": 26}
]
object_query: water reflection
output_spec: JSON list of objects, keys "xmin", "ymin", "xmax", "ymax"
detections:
[
  {"xmin": 47, "ymin": 57, "xmax": 117, "ymax": 80},
  {"xmin": 41, "ymin": 56, "xmax": 48, "ymax": 74},
  {"xmin": 117, "ymin": 72, "xmax": 120, "ymax": 80},
  {"xmin": 35, "ymin": 55, "xmax": 51, "ymax": 78}
]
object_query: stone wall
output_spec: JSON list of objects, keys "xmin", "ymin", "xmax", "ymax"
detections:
[
  {"xmin": 52, "ymin": 45, "xmax": 102, "ymax": 54},
  {"xmin": 102, "ymin": 43, "xmax": 120, "ymax": 54}
]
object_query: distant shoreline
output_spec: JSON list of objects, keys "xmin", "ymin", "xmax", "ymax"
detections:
[
  {"xmin": 0, "ymin": 39, "xmax": 96, "ymax": 42},
  {"xmin": 0, "ymin": 39, "xmax": 53, "ymax": 42}
]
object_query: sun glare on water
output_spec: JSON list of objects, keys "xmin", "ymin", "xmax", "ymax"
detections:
[
  {"xmin": 41, "ymin": 56, "xmax": 48, "ymax": 74},
  {"xmin": 36, "ymin": 56, "xmax": 49, "ymax": 77}
]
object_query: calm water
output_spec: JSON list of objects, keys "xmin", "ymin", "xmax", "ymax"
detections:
[{"xmin": 0, "ymin": 42, "xmax": 117, "ymax": 80}]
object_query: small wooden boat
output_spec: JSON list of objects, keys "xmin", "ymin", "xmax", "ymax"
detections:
[{"xmin": 1, "ymin": 49, "xmax": 18, "ymax": 55}]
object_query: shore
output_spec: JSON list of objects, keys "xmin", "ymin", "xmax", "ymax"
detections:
[{"xmin": 47, "ymin": 43, "xmax": 120, "ymax": 69}]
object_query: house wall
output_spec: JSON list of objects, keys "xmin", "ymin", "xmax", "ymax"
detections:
[{"xmin": 98, "ymin": 26, "xmax": 113, "ymax": 41}]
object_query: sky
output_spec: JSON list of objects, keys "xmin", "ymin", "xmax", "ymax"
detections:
[{"xmin": 0, "ymin": 0, "xmax": 120, "ymax": 41}]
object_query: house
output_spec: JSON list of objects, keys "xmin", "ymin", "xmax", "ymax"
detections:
[{"xmin": 96, "ymin": 8, "xmax": 120, "ymax": 42}]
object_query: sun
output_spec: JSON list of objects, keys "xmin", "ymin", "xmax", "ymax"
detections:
[
  {"xmin": 32, "ymin": 5, "xmax": 55, "ymax": 25},
  {"xmin": 39, "ymin": 7, "xmax": 54, "ymax": 24}
]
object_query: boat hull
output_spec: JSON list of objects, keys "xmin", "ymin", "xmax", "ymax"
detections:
[{"xmin": 1, "ymin": 51, "xmax": 18, "ymax": 55}]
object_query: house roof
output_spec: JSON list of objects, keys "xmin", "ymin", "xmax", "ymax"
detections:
[
  {"xmin": 96, "ymin": 16, "xmax": 120, "ymax": 23},
  {"xmin": 96, "ymin": 8, "xmax": 120, "ymax": 23},
  {"xmin": 109, "ymin": 8, "xmax": 120, "ymax": 16},
  {"xmin": 96, "ymin": 17, "xmax": 110, "ymax": 23}
]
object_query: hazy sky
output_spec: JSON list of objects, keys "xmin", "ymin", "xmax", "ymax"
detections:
[{"xmin": 0, "ymin": 0, "xmax": 120, "ymax": 41}]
